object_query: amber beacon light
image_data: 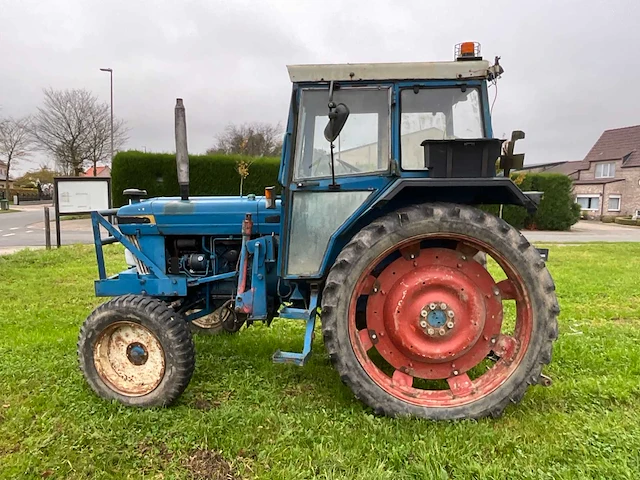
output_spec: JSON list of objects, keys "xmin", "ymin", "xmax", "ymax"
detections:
[{"xmin": 455, "ymin": 42, "xmax": 481, "ymax": 60}]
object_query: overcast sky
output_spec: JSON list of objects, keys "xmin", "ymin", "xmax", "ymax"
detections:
[{"xmin": 1, "ymin": 0, "xmax": 638, "ymax": 175}]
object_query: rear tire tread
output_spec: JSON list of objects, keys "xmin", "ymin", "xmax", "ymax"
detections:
[{"xmin": 321, "ymin": 202, "xmax": 559, "ymax": 420}]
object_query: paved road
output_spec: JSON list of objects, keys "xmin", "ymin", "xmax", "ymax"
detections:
[
  {"xmin": 524, "ymin": 221, "xmax": 640, "ymax": 243},
  {"xmin": 2, "ymin": 206, "xmax": 640, "ymax": 257},
  {"xmin": 0, "ymin": 205, "xmax": 94, "ymax": 250}
]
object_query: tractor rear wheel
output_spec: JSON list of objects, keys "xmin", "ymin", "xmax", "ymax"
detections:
[
  {"xmin": 78, "ymin": 295, "xmax": 195, "ymax": 407},
  {"xmin": 321, "ymin": 203, "xmax": 559, "ymax": 420}
]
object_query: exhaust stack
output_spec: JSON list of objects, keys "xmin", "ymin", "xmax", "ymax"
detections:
[{"xmin": 174, "ymin": 98, "xmax": 190, "ymax": 200}]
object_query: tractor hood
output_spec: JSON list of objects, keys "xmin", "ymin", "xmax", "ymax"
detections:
[{"xmin": 116, "ymin": 196, "xmax": 282, "ymax": 236}]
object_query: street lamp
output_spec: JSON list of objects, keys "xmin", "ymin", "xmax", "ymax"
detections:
[{"xmin": 100, "ymin": 68, "xmax": 114, "ymax": 167}]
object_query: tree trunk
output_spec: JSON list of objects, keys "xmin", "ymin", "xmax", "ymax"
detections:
[
  {"xmin": 93, "ymin": 159, "xmax": 97, "ymax": 177},
  {"xmin": 4, "ymin": 157, "xmax": 11, "ymax": 201}
]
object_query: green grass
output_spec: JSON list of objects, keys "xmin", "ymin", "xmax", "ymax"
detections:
[{"xmin": 1, "ymin": 244, "xmax": 640, "ymax": 479}]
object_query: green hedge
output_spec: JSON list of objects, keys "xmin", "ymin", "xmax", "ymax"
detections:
[
  {"xmin": 614, "ymin": 217, "xmax": 640, "ymax": 226},
  {"xmin": 112, "ymin": 153, "xmax": 579, "ymax": 231},
  {"xmin": 482, "ymin": 173, "xmax": 580, "ymax": 231},
  {"xmin": 111, "ymin": 151, "xmax": 280, "ymax": 206}
]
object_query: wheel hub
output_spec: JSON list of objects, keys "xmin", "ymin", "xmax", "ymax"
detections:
[
  {"xmin": 126, "ymin": 342, "xmax": 149, "ymax": 366},
  {"xmin": 365, "ymin": 248, "xmax": 503, "ymax": 379},
  {"xmin": 94, "ymin": 321, "xmax": 165, "ymax": 396}
]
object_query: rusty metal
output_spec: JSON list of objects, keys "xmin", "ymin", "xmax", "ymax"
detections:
[
  {"xmin": 93, "ymin": 321, "xmax": 165, "ymax": 396},
  {"xmin": 347, "ymin": 234, "xmax": 535, "ymax": 408},
  {"xmin": 236, "ymin": 214, "xmax": 253, "ymax": 296},
  {"xmin": 538, "ymin": 373, "xmax": 553, "ymax": 387},
  {"xmin": 364, "ymin": 247, "xmax": 503, "ymax": 379}
]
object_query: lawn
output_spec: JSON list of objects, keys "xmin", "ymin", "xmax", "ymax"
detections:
[{"xmin": 1, "ymin": 244, "xmax": 640, "ymax": 479}]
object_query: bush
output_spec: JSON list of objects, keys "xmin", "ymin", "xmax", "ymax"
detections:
[
  {"xmin": 112, "ymin": 154, "xmax": 579, "ymax": 231},
  {"xmin": 614, "ymin": 217, "xmax": 640, "ymax": 226},
  {"xmin": 111, "ymin": 151, "xmax": 281, "ymax": 206},
  {"xmin": 529, "ymin": 174, "xmax": 579, "ymax": 230},
  {"xmin": 0, "ymin": 187, "xmax": 42, "ymax": 201},
  {"xmin": 481, "ymin": 173, "xmax": 579, "ymax": 231}
]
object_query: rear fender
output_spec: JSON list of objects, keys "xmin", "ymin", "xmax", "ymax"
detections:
[{"xmin": 318, "ymin": 177, "xmax": 538, "ymax": 279}]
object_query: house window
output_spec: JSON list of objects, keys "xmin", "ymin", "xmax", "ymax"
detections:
[
  {"xmin": 595, "ymin": 162, "xmax": 615, "ymax": 179},
  {"xmin": 608, "ymin": 195, "xmax": 621, "ymax": 212},
  {"xmin": 576, "ymin": 195, "xmax": 600, "ymax": 211}
]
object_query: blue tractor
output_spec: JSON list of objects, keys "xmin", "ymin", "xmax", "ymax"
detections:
[{"xmin": 79, "ymin": 43, "xmax": 559, "ymax": 419}]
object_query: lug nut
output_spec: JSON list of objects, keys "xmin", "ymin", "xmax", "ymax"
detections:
[
  {"xmin": 447, "ymin": 310, "xmax": 455, "ymax": 318},
  {"xmin": 420, "ymin": 309, "xmax": 428, "ymax": 318},
  {"xmin": 453, "ymin": 370, "xmax": 459, "ymax": 376},
  {"xmin": 447, "ymin": 321, "xmax": 454, "ymax": 329},
  {"xmin": 427, "ymin": 328, "xmax": 435, "ymax": 335},
  {"xmin": 438, "ymin": 328, "xmax": 446, "ymax": 336},
  {"xmin": 440, "ymin": 303, "xmax": 447, "ymax": 310},
  {"xmin": 419, "ymin": 320, "xmax": 428, "ymax": 328},
  {"xmin": 429, "ymin": 303, "xmax": 436, "ymax": 310}
]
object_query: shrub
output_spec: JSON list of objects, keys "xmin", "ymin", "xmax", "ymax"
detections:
[
  {"xmin": 614, "ymin": 217, "xmax": 640, "ymax": 226},
  {"xmin": 112, "ymin": 154, "xmax": 579, "ymax": 231},
  {"xmin": 111, "ymin": 151, "xmax": 280, "ymax": 206},
  {"xmin": 481, "ymin": 173, "xmax": 579, "ymax": 231},
  {"xmin": 529, "ymin": 174, "xmax": 579, "ymax": 230}
]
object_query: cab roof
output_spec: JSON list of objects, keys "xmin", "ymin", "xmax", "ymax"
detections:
[{"xmin": 287, "ymin": 60, "xmax": 490, "ymax": 83}]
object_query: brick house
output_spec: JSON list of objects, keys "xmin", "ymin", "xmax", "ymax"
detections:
[{"xmin": 518, "ymin": 125, "xmax": 640, "ymax": 217}]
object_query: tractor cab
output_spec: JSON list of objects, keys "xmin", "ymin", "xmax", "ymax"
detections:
[
  {"xmin": 80, "ymin": 43, "xmax": 557, "ymax": 421},
  {"xmin": 278, "ymin": 44, "xmax": 529, "ymax": 278}
]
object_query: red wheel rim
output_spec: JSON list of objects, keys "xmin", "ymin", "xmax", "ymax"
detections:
[{"xmin": 348, "ymin": 235, "xmax": 533, "ymax": 408}]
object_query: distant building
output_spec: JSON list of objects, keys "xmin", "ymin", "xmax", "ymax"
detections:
[
  {"xmin": 517, "ymin": 125, "xmax": 640, "ymax": 217},
  {"xmin": 82, "ymin": 165, "xmax": 111, "ymax": 177},
  {"xmin": 0, "ymin": 160, "xmax": 14, "ymax": 188}
]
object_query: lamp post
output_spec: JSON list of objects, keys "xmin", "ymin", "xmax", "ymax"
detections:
[{"xmin": 100, "ymin": 68, "xmax": 114, "ymax": 166}]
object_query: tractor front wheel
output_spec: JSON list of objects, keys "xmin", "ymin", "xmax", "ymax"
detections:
[
  {"xmin": 321, "ymin": 203, "xmax": 559, "ymax": 420},
  {"xmin": 78, "ymin": 295, "xmax": 195, "ymax": 407}
]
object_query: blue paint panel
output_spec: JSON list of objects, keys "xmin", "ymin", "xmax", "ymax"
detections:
[
  {"xmin": 116, "ymin": 196, "xmax": 282, "ymax": 236},
  {"xmin": 95, "ymin": 271, "xmax": 188, "ymax": 297},
  {"xmin": 235, "ymin": 236, "xmax": 276, "ymax": 319},
  {"xmin": 137, "ymin": 235, "xmax": 167, "ymax": 274}
]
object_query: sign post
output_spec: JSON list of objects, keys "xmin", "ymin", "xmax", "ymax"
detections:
[{"xmin": 53, "ymin": 177, "xmax": 111, "ymax": 248}]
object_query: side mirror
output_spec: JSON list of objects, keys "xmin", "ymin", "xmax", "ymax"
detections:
[{"xmin": 324, "ymin": 103, "xmax": 350, "ymax": 143}]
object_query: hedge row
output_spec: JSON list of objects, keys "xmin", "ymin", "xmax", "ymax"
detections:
[
  {"xmin": 112, "ymin": 153, "xmax": 579, "ymax": 231},
  {"xmin": 482, "ymin": 173, "xmax": 580, "ymax": 230},
  {"xmin": 111, "ymin": 151, "xmax": 280, "ymax": 206},
  {"xmin": 614, "ymin": 217, "xmax": 640, "ymax": 226}
]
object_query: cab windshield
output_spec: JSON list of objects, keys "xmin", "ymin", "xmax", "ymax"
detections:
[
  {"xmin": 293, "ymin": 87, "xmax": 390, "ymax": 181},
  {"xmin": 400, "ymin": 87, "xmax": 485, "ymax": 170}
]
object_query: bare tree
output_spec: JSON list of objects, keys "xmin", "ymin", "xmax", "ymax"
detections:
[
  {"xmin": 208, "ymin": 122, "xmax": 283, "ymax": 157},
  {"xmin": 0, "ymin": 116, "xmax": 32, "ymax": 196},
  {"xmin": 85, "ymin": 105, "xmax": 127, "ymax": 176},
  {"xmin": 31, "ymin": 88, "xmax": 127, "ymax": 176}
]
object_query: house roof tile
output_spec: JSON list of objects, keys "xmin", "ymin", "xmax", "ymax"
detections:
[
  {"xmin": 82, "ymin": 166, "xmax": 109, "ymax": 177},
  {"xmin": 583, "ymin": 125, "xmax": 640, "ymax": 167}
]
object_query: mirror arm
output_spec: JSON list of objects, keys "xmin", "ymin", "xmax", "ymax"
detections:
[{"xmin": 329, "ymin": 142, "xmax": 339, "ymax": 189}]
